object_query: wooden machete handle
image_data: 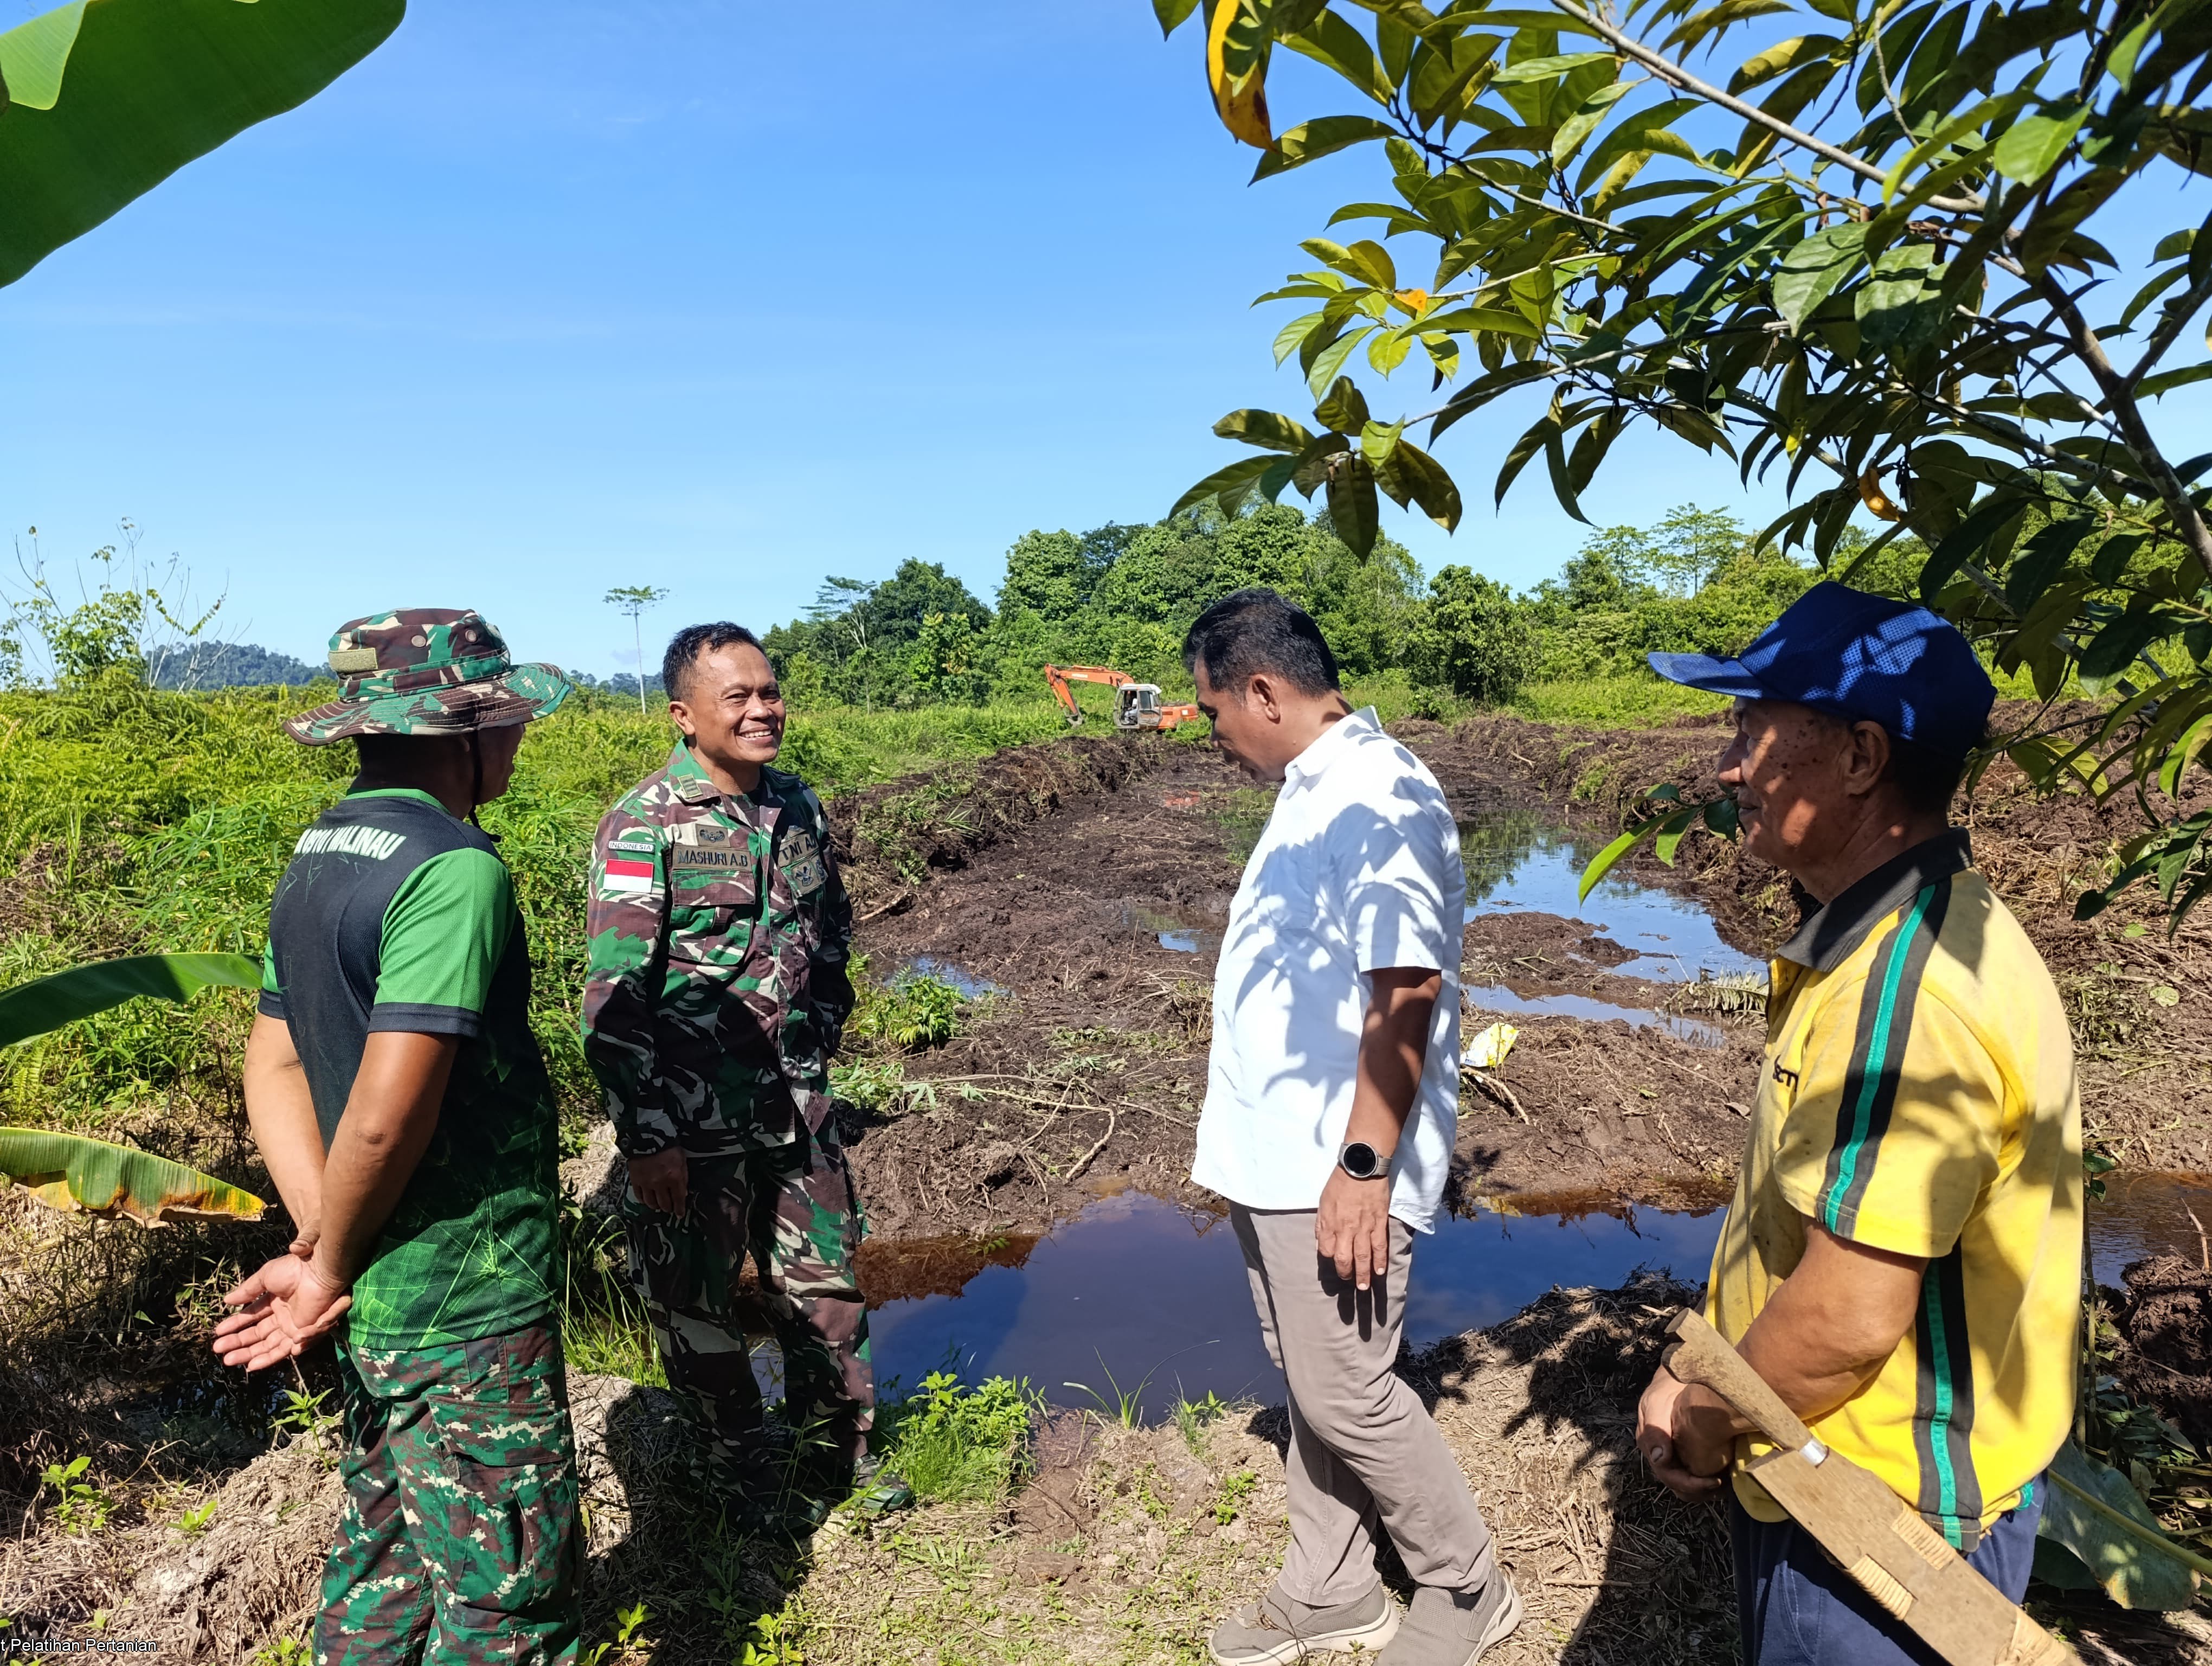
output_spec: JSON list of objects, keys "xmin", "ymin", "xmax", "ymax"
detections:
[{"xmin": 1663, "ymin": 1309, "xmax": 1820, "ymax": 1454}]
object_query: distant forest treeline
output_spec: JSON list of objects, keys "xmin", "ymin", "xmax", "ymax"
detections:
[
  {"xmin": 764, "ymin": 503, "xmax": 1915, "ymax": 710},
  {"xmin": 147, "ymin": 640, "xmax": 320, "ymax": 690},
  {"xmin": 78, "ymin": 504, "xmax": 1911, "ymax": 708}
]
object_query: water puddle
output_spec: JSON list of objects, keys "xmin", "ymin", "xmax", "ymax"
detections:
[
  {"xmin": 861, "ymin": 1190, "xmax": 1726, "ymax": 1420},
  {"xmin": 845, "ymin": 1175, "xmax": 2212, "ymax": 1420},
  {"xmin": 2090, "ymin": 1170, "xmax": 2212, "ymax": 1275},
  {"xmin": 1464, "ymin": 983, "xmax": 1728, "ymax": 1048},
  {"xmin": 898, "ymin": 955, "xmax": 1004, "ymax": 998},
  {"xmin": 1121, "ymin": 904, "xmax": 1220, "ymax": 959},
  {"xmin": 1462, "ymin": 806, "xmax": 1765, "ymax": 984}
]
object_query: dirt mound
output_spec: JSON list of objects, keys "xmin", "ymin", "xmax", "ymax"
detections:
[
  {"xmin": 828, "ymin": 734, "xmax": 1170, "ymax": 913},
  {"xmin": 2115, "ymin": 1253, "xmax": 2212, "ymax": 1448},
  {"xmin": 1, "ymin": 1372, "xmax": 701, "ymax": 1661}
]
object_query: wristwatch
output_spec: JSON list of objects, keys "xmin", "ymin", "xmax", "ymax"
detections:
[{"xmin": 1338, "ymin": 1140, "xmax": 1391, "ymax": 1181}]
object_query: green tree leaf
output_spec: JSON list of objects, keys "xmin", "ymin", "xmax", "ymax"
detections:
[
  {"xmin": 0, "ymin": 0, "xmax": 406, "ymax": 289},
  {"xmin": 2139, "ymin": 362, "xmax": 2212, "ymax": 400},
  {"xmin": 1772, "ymin": 221, "xmax": 1869, "ymax": 332},
  {"xmin": 1211, "ymin": 408, "xmax": 1317, "ymax": 453},
  {"xmin": 0, "ymin": 951, "xmax": 259, "ymax": 1049},
  {"xmin": 1490, "ymin": 51, "xmax": 1613, "ymax": 84},
  {"xmin": 1274, "ymin": 309, "xmax": 1325, "ymax": 366},
  {"xmin": 1379, "ymin": 440, "xmax": 1464, "ymax": 530},
  {"xmin": 2043, "ymin": 1441, "xmax": 2212, "ymax": 1609},
  {"xmin": 1326, "ymin": 451, "xmax": 1380, "ymax": 558},
  {"xmin": 1360, "ymin": 419, "xmax": 1405, "ymax": 464},
  {"xmin": 1154, "ymin": 0, "xmax": 1203, "ymax": 36},
  {"xmin": 1307, "ymin": 327, "xmax": 1374, "ymax": 397},
  {"xmin": 1254, "ymin": 114, "xmax": 1399, "ymax": 181},
  {"xmin": 1729, "ymin": 33, "xmax": 1841, "ymax": 93},
  {"xmin": 1282, "ymin": 7, "xmax": 1395, "ymax": 104},
  {"xmin": 1991, "ymin": 102, "xmax": 2089, "ymax": 181},
  {"xmin": 1314, "ymin": 376, "xmax": 1370, "ymax": 432},
  {"xmin": 0, "ymin": 1, "xmax": 87, "ymax": 110},
  {"xmin": 2070, "ymin": 597, "xmax": 2176, "ymax": 681},
  {"xmin": 1171, "ymin": 454, "xmax": 1278, "ymax": 517},
  {"xmin": 1409, "ymin": 305, "xmax": 1544, "ymax": 338}
]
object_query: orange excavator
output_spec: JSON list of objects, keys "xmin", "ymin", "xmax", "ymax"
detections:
[{"xmin": 1044, "ymin": 664, "xmax": 1202, "ymax": 734}]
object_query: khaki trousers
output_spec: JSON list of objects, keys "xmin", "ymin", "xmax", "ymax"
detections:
[{"xmin": 1232, "ymin": 1205, "xmax": 1497, "ymax": 1606}]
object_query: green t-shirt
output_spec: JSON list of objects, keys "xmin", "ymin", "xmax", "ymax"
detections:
[{"xmin": 262, "ymin": 787, "xmax": 561, "ymax": 1350}]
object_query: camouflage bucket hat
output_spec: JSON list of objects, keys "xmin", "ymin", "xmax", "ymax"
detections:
[{"xmin": 284, "ymin": 608, "xmax": 573, "ymax": 746}]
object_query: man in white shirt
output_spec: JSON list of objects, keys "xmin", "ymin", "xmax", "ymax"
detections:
[{"xmin": 1187, "ymin": 589, "xmax": 1520, "ymax": 1666}]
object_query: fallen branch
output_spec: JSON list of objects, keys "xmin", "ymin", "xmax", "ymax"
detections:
[
  {"xmin": 1117, "ymin": 1097, "xmax": 1197, "ymax": 1129},
  {"xmin": 856, "ymin": 889, "xmax": 915, "ymax": 925},
  {"xmin": 1469, "ymin": 1070, "xmax": 1528, "ymax": 1123},
  {"xmin": 1065, "ymin": 1107, "xmax": 1118, "ymax": 1184}
]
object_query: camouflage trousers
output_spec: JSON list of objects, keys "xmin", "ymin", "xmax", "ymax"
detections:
[
  {"xmin": 622, "ymin": 1125, "xmax": 873, "ymax": 1491},
  {"xmin": 317, "ymin": 1322, "xmax": 582, "ymax": 1666}
]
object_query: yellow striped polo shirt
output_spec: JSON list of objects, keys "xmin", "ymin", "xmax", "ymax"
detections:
[{"xmin": 1705, "ymin": 830, "xmax": 2082, "ymax": 1549}]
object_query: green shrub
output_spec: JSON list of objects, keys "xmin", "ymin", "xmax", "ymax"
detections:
[
  {"xmin": 874, "ymin": 1371, "xmax": 1037, "ymax": 1503},
  {"xmin": 852, "ymin": 971, "xmax": 966, "ymax": 1051}
]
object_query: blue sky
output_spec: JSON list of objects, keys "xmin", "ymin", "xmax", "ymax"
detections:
[{"xmin": 1, "ymin": 1, "xmax": 2202, "ymax": 677}]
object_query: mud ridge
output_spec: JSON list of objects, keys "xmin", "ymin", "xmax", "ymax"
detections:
[{"xmin": 827, "ymin": 733, "xmax": 1172, "ymax": 914}]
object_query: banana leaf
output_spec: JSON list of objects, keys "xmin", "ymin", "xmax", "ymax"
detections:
[
  {"xmin": 0, "ymin": 0, "xmax": 406, "ymax": 288},
  {"xmin": 2035, "ymin": 1439, "xmax": 2209, "ymax": 1610},
  {"xmin": 0, "ymin": 1126, "xmax": 263, "ymax": 1223},
  {"xmin": 0, "ymin": 952, "xmax": 260, "ymax": 1048}
]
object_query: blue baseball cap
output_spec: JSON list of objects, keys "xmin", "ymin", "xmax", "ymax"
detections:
[{"xmin": 1647, "ymin": 582, "xmax": 1995, "ymax": 758}]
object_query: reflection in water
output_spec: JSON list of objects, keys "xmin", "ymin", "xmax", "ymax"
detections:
[
  {"xmin": 843, "ymin": 1176, "xmax": 2212, "ymax": 1419},
  {"xmin": 2089, "ymin": 1171, "xmax": 2212, "ymax": 1281},
  {"xmin": 861, "ymin": 1190, "xmax": 1726, "ymax": 1419},
  {"xmin": 898, "ymin": 955, "xmax": 1004, "ymax": 998},
  {"xmin": 1118, "ymin": 903, "xmax": 1221, "ymax": 959},
  {"xmin": 1462, "ymin": 809, "xmax": 1766, "ymax": 984},
  {"xmin": 1464, "ymin": 982, "xmax": 1728, "ymax": 1048}
]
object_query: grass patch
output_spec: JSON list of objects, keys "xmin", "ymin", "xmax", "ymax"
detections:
[
  {"xmin": 1509, "ymin": 673, "xmax": 1731, "ymax": 727},
  {"xmin": 874, "ymin": 1372, "xmax": 1038, "ymax": 1504},
  {"xmin": 850, "ymin": 964, "xmax": 969, "ymax": 1051}
]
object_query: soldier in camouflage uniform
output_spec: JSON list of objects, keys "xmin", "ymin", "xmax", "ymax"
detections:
[
  {"xmin": 582, "ymin": 620, "xmax": 871, "ymax": 1518},
  {"xmin": 212, "ymin": 610, "xmax": 581, "ymax": 1664}
]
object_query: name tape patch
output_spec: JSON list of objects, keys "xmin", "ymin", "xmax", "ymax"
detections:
[{"xmin": 294, "ymin": 824, "xmax": 408, "ymax": 862}]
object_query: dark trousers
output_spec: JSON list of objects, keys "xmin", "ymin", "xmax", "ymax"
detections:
[{"xmin": 1729, "ymin": 1483, "xmax": 2043, "ymax": 1666}]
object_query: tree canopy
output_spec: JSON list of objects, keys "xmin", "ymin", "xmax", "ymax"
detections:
[{"xmin": 1159, "ymin": 0, "xmax": 2212, "ymax": 919}]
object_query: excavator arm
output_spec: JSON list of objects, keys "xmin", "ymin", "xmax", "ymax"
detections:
[{"xmin": 1043, "ymin": 664, "xmax": 1133, "ymax": 728}]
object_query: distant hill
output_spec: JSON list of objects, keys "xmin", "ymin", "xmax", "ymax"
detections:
[{"xmin": 149, "ymin": 642, "xmax": 321, "ymax": 690}]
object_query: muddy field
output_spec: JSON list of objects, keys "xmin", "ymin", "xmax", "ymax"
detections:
[
  {"xmin": 8, "ymin": 1273, "xmax": 2200, "ymax": 1665},
  {"xmin": 818, "ymin": 708, "xmax": 2212, "ymax": 1254},
  {"xmin": 11, "ymin": 712, "xmax": 2212, "ymax": 1661},
  {"xmin": 834, "ymin": 738, "xmax": 1760, "ymax": 1247}
]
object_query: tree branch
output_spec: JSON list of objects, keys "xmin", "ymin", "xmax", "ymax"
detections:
[
  {"xmin": 2038, "ymin": 272, "xmax": 2212, "ymax": 574},
  {"xmin": 1544, "ymin": 0, "xmax": 1986, "ymax": 215},
  {"xmin": 2122, "ymin": 263, "xmax": 2212, "ymax": 392}
]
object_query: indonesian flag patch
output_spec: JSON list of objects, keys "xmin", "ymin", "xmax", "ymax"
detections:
[{"xmin": 602, "ymin": 855, "xmax": 656, "ymax": 894}]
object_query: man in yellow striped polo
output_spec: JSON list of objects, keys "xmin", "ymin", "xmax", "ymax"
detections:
[{"xmin": 1631, "ymin": 582, "xmax": 2081, "ymax": 1665}]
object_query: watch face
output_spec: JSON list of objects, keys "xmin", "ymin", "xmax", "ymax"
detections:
[{"xmin": 1342, "ymin": 1142, "xmax": 1379, "ymax": 1178}]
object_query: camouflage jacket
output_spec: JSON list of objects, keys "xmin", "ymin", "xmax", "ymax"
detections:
[{"xmin": 582, "ymin": 740, "xmax": 854, "ymax": 1158}]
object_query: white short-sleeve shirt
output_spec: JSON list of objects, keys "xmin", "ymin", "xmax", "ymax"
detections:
[{"xmin": 1190, "ymin": 707, "xmax": 1464, "ymax": 1231}]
